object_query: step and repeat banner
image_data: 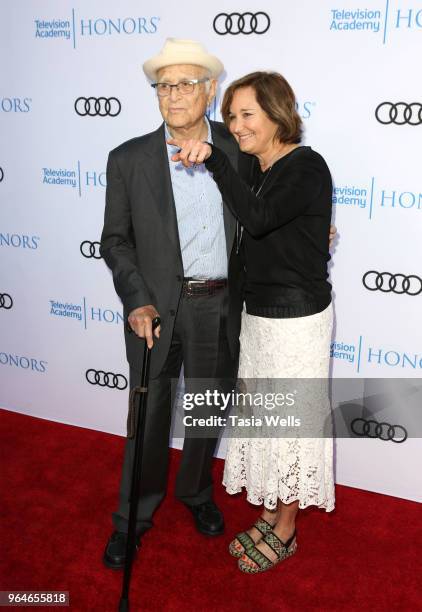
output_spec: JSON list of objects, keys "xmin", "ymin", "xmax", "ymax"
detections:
[{"xmin": 1, "ymin": 1, "xmax": 421, "ymax": 502}]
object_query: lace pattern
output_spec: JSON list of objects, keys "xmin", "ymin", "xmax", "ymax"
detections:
[{"xmin": 223, "ymin": 304, "xmax": 335, "ymax": 512}]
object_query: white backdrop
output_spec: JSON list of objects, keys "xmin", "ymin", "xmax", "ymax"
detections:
[{"xmin": 1, "ymin": 0, "xmax": 421, "ymax": 503}]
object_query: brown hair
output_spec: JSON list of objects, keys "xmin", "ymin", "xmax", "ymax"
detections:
[{"xmin": 221, "ymin": 71, "xmax": 302, "ymax": 144}]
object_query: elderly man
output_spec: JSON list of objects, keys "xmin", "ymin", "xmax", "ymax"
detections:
[{"xmin": 101, "ymin": 39, "xmax": 245, "ymax": 569}]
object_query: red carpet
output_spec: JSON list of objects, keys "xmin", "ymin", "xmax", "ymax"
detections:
[{"xmin": 1, "ymin": 408, "xmax": 420, "ymax": 611}]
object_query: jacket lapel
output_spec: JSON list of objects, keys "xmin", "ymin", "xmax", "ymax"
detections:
[{"xmin": 139, "ymin": 124, "xmax": 182, "ymax": 261}]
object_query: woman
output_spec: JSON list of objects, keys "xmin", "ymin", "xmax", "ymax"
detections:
[{"xmin": 169, "ymin": 71, "xmax": 334, "ymax": 574}]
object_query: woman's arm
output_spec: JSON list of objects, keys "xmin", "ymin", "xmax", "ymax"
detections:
[
  {"xmin": 167, "ymin": 137, "xmax": 324, "ymax": 237},
  {"xmin": 205, "ymin": 145, "xmax": 324, "ymax": 237}
]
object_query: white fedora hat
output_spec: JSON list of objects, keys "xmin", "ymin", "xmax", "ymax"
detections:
[{"xmin": 143, "ymin": 38, "xmax": 224, "ymax": 81}]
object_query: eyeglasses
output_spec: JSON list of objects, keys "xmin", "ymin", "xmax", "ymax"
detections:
[{"xmin": 151, "ymin": 78, "xmax": 209, "ymax": 97}]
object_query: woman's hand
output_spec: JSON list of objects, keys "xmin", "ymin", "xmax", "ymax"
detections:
[{"xmin": 167, "ymin": 138, "xmax": 212, "ymax": 168}]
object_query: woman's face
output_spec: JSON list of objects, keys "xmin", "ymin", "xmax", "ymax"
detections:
[{"xmin": 227, "ymin": 86, "xmax": 279, "ymax": 156}]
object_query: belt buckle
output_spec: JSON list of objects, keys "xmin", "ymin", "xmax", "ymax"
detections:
[{"xmin": 184, "ymin": 279, "xmax": 205, "ymax": 298}]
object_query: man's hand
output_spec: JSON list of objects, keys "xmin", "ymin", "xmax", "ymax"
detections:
[
  {"xmin": 127, "ymin": 305, "xmax": 160, "ymax": 349},
  {"xmin": 167, "ymin": 138, "xmax": 212, "ymax": 168},
  {"xmin": 329, "ymin": 224, "xmax": 337, "ymax": 248}
]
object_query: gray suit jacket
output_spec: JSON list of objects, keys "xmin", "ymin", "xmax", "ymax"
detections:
[{"xmin": 100, "ymin": 120, "xmax": 247, "ymax": 377}]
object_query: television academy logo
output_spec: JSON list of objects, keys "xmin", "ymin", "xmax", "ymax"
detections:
[
  {"xmin": 35, "ymin": 12, "xmax": 160, "ymax": 49},
  {"xmin": 213, "ymin": 12, "xmax": 270, "ymax": 35},
  {"xmin": 0, "ymin": 293, "xmax": 13, "ymax": 309},
  {"xmin": 332, "ymin": 177, "xmax": 422, "ymax": 219},
  {"xmin": 74, "ymin": 97, "xmax": 121, "ymax": 117},
  {"xmin": 329, "ymin": 5, "xmax": 422, "ymax": 44},
  {"xmin": 43, "ymin": 168, "xmax": 77, "ymax": 188},
  {"xmin": 49, "ymin": 296, "xmax": 123, "ymax": 327},
  {"xmin": 331, "ymin": 340, "xmax": 356, "ymax": 364},
  {"xmin": 329, "ymin": 9, "xmax": 381, "ymax": 33},
  {"xmin": 351, "ymin": 418, "xmax": 407, "ymax": 443},
  {"xmin": 80, "ymin": 241, "xmax": 102, "ymax": 259},
  {"xmin": 375, "ymin": 102, "xmax": 422, "ymax": 125},
  {"xmin": 42, "ymin": 163, "xmax": 105, "ymax": 195},
  {"xmin": 362, "ymin": 271, "xmax": 422, "ymax": 295},
  {"xmin": 50, "ymin": 301, "xmax": 82, "ymax": 321},
  {"xmin": 85, "ymin": 369, "xmax": 128, "ymax": 390},
  {"xmin": 331, "ymin": 335, "xmax": 422, "ymax": 373},
  {"xmin": 35, "ymin": 19, "xmax": 71, "ymax": 40}
]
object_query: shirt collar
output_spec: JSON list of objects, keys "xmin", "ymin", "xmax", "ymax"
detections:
[{"xmin": 165, "ymin": 115, "xmax": 213, "ymax": 150}]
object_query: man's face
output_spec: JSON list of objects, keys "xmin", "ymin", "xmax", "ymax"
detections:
[{"xmin": 156, "ymin": 64, "xmax": 216, "ymax": 131}]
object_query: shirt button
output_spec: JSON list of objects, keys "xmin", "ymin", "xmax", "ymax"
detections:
[
  {"xmin": 176, "ymin": 275, "xmax": 182, "ymax": 281},
  {"xmin": 170, "ymin": 309, "xmax": 176, "ymax": 316},
  {"xmin": 203, "ymin": 226, "xmax": 206, "ymax": 229}
]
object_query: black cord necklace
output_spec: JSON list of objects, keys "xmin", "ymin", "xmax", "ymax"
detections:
[{"xmin": 236, "ymin": 160, "xmax": 275, "ymax": 255}]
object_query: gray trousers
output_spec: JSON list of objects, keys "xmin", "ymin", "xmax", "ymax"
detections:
[{"xmin": 112, "ymin": 287, "xmax": 239, "ymax": 535}]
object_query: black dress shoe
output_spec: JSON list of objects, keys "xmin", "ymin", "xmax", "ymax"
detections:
[
  {"xmin": 186, "ymin": 501, "xmax": 224, "ymax": 536},
  {"xmin": 103, "ymin": 531, "xmax": 141, "ymax": 570}
]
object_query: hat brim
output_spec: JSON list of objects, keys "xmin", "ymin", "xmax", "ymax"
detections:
[{"xmin": 143, "ymin": 52, "xmax": 223, "ymax": 81}]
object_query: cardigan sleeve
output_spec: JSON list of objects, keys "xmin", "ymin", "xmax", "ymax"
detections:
[{"xmin": 205, "ymin": 145, "xmax": 323, "ymax": 237}]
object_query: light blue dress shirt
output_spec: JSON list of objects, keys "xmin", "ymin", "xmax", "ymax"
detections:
[{"xmin": 165, "ymin": 118, "xmax": 228, "ymax": 279}]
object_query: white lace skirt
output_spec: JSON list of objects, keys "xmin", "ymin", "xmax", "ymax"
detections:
[{"xmin": 223, "ymin": 303, "xmax": 335, "ymax": 512}]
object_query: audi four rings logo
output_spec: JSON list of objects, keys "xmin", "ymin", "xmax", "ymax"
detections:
[
  {"xmin": 375, "ymin": 102, "xmax": 422, "ymax": 125},
  {"xmin": 80, "ymin": 240, "xmax": 102, "ymax": 259},
  {"xmin": 85, "ymin": 369, "xmax": 128, "ymax": 390},
  {"xmin": 351, "ymin": 418, "xmax": 407, "ymax": 443},
  {"xmin": 213, "ymin": 12, "xmax": 270, "ymax": 35},
  {"xmin": 74, "ymin": 97, "xmax": 121, "ymax": 117},
  {"xmin": 0, "ymin": 167, "xmax": 3, "ymax": 182},
  {"xmin": 362, "ymin": 271, "xmax": 422, "ymax": 296},
  {"xmin": 0, "ymin": 293, "xmax": 13, "ymax": 309}
]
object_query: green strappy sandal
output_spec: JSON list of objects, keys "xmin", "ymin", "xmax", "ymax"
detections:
[
  {"xmin": 228, "ymin": 517, "xmax": 274, "ymax": 559},
  {"xmin": 238, "ymin": 529, "xmax": 297, "ymax": 573}
]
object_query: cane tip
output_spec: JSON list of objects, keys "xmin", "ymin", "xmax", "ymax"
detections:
[{"xmin": 118, "ymin": 598, "xmax": 129, "ymax": 612}]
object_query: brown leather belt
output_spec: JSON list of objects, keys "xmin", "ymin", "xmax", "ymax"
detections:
[{"xmin": 182, "ymin": 278, "xmax": 227, "ymax": 297}]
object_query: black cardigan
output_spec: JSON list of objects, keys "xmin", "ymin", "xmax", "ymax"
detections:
[{"xmin": 205, "ymin": 145, "xmax": 332, "ymax": 318}]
